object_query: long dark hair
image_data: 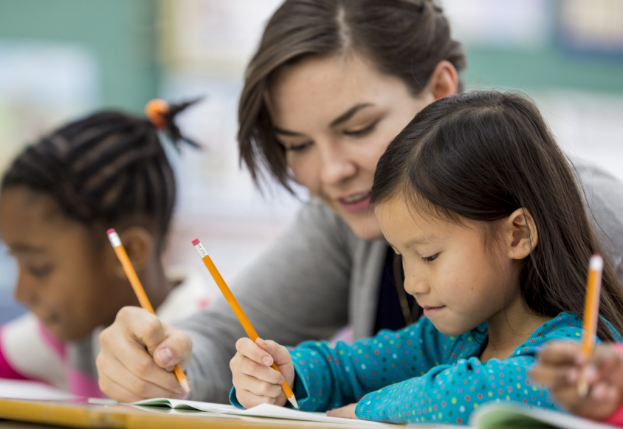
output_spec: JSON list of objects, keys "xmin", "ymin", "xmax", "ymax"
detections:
[
  {"xmin": 239, "ymin": 0, "xmax": 466, "ymax": 191},
  {"xmin": 1, "ymin": 101, "xmax": 198, "ymax": 252},
  {"xmin": 371, "ymin": 91, "xmax": 623, "ymax": 341}
]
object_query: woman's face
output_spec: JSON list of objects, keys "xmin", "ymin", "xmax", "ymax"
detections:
[{"xmin": 269, "ymin": 53, "xmax": 435, "ymax": 240}]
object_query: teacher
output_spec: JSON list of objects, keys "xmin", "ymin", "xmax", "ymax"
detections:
[{"xmin": 96, "ymin": 0, "xmax": 623, "ymax": 403}]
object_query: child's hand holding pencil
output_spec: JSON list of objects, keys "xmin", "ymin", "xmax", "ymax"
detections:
[
  {"xmin": 231, "ymin": 337, "xmax": 296, "ymax": 408},
  {"xmin": 532, "ymin": 342, "xmax": 623, "ymax": 420},
  {"xmin": 192, "ymin": 238, "xmax": 299, "ymax": 409},
  {"xmin": 531, "ymin": 254, "xmax": 623, "ymax": 421}
]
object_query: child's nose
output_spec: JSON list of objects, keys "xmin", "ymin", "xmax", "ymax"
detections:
[
  {"xmin": 405, "ymin": 275, "xmax": 430, "ymax": 296},
  {"xmin": 13, "ymin": 274, "xmax": 37, "ymax": 306}
]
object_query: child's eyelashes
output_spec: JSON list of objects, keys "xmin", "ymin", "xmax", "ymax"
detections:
[
  {"xmin": 421, "ymin": 253, "xmax": 439, "ymax": 264},
  {"xmin": 27, "ymin": 264, "xmax": 53, "ymax": 278}
]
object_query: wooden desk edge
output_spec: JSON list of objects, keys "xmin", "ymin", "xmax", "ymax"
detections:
[
  {"xmin": 0, "ymin": 399, "xmax": 388, "ymax": 429},
  {"xmin": 0, "ymin": 399, "xmax": 127, "ymax": 428}
]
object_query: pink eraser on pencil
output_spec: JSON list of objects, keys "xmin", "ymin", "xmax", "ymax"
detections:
[
  {"xmin": 107, "ymin": 228, "xmax": 116, "ymax": 235},
  {"xmin": 192, "ymin": 238, "xmax": 200, "ymax": 246}
]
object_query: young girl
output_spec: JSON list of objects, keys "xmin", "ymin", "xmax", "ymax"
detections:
[
  {"xmin": 229, "ymin": 91, "xmax": 623, "ymax": 425},
  {"xmin": 0, "ymin": 100, "xmax": 210, "ymax": 398},
  {"xmin": 533, "ymin": 340, "xmax": 623, "ymax": 425}
]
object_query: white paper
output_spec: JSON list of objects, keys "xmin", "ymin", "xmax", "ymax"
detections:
[
  {"xmin": 471, "ymin": 404, "xmax": 620, "ymax": 429},
  {"xmin": 0, "ymin": 379, "xmax": 75, "ymax": 401},
  {"xmin": 133, "ymin": 398, "xmax": 388, "ymax": 426}
]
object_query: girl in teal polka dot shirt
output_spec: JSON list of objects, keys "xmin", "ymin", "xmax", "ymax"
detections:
[{"xmin": 229, "ymin": 91, "xmax": 623, "ymax": 425}]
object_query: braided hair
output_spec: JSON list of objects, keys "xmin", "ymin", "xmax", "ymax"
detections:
[{"xmin": 1, "ymin": 100, "xmax": 199, "ymax": 252}]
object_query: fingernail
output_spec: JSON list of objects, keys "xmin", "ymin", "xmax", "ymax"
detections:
[
  {"xmin": 157, "ymin": 348, "xmax": 173, "ymax": 365},
  {"xmin": 263, "ymin": 356, "xmax": 273, "ymax": 366}
]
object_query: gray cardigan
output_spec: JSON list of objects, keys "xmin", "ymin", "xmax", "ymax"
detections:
[{"xmin": 176, "ymin": 159, "xmax": 623, "ymax": 403}]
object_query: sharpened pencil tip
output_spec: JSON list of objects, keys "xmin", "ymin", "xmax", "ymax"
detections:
[
  {"xmin": 107, "ymin": 228, "xmax": 116, "ymax": 235},
  {"xmin": 578, "ymin": 380, "xmax": 588, "ymax": 398},
  {"xmin": 192, "ymin": 238, "xmax": 200, "ymax": 246},
  {"xmin": 180, "ymin": 378, "xmax": 191, "ymax": 393},
  {"xmin": 288, "ymin": 395, "xmax": 299, "ymax": 410}
]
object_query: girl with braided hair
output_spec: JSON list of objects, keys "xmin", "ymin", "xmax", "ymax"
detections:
[{"xmin": 0, "ymin": 100, "xmax": 209, "ymax": 398}]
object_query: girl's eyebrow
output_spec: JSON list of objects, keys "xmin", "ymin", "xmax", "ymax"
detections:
[
  {"xmin": 10, "ymin": 244, "xmax": 46, "ymax": 254},
  {"xmin": 404, "ymin": 234, "xmax": 437, "ymax": 249}
]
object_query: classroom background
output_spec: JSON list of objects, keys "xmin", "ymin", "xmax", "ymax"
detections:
[{"xmin": 1, "ymin": 0, "xmax": 622, "ymax": 324}]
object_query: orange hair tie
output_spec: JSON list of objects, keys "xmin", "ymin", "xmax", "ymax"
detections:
[{"xmin": 145, "ymin": 99, "xmax": 170, "ymax": 129}]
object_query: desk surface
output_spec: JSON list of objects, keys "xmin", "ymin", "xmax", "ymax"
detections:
[
  {"xmin": 0, "ymin": 398, "xmax": 384, "ymax": 429},
  {"xmin": 0, "ymin": 398, "xmax": 554, "ymax": 429}
]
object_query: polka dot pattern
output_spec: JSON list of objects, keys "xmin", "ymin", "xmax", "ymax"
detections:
[{"xmin": 270, "ymin": 312, "xmax": 621, "ymax": 425}]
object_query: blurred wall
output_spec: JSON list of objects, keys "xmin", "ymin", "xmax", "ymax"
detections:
[
  {"xmin": 445, "ymin": 0, "xmax": 623, "ymax": 182},
  {"xmin": 0, "ymin": 0, "xmax": 159, "ymax": 112}
]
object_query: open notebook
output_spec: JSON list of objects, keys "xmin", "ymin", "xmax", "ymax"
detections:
[
  {"xmin": 471, "ymin": 404, "xmax": 620, "ymax": 429},
  {"xmin": 132, "ymin": 398, "xmax": 390, "ymax": 426},
  {"xmin": 127, "ymin": 397, "xmax": 623, "ymax": 428}
]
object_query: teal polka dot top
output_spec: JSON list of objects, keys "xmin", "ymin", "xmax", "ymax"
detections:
[{"xmin": 230, "ymin": 312, "xmax": 621, "ymax": 425}]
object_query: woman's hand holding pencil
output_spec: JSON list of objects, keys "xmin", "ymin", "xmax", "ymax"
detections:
[
  {"xmin": 96, "ymin": 229, "xmax": 194, "ymax": 402},
  {"xmin": 106, "ymin": 229, "xmax": 190, "ymax": 394},
  {"xmin": 98, "ymin": 307, "xmax": 193, "ymax": 401},
  {"xmin": 231, "ymin": 337, "xmax": 296, "ymax": 408}
]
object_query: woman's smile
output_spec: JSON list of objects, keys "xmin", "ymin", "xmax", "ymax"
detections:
[{"xmin": 336, "ymin": 190, "xmax": 372, "ymax": 213}]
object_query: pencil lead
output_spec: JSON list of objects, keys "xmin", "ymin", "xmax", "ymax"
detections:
[
  {"xmin": 180, "ymin": 378, "xmax": 191, "ymax": 394},
  {"xmin": 288, "ymin": 395, "xmax": 299, "ymax": 410}
]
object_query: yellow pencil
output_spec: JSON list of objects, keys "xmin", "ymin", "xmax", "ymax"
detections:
[
  {"xmin": 192, "ymin": 238, "xmax": 299, "ymax": 409},
  {"xmin": 107, "ymin": 229, "xmax": 190, "ymax": 394},
  {"xmin": 578, "ymin": 254, "xmax": 603, "ymax": 397}
]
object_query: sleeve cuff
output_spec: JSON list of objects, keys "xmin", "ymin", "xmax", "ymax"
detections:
[
  {"xmin": 290, "ymin": 360, "xmax": 310, "ymax": 408},
  {"xmin": 229, "ymin": 386, "xmax": 244, "ymax": 409},
  {"xmin": 228, "ymin": 359, "xmax": 311, "ymax": 409},
  {"xmin": 605, "ymin": 404, "xmax": 623, "ymax": 426}
]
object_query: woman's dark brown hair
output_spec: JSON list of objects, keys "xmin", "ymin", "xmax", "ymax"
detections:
[
  {"xmin": 239, "ymin": 0, "xmax": 466, "ymax": 191},
  {"xmin": 371, "ymin": 90, "xmax": 623, "ymax": 341}
]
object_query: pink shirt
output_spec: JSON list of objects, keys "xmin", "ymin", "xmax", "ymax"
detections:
[{"xmin": 0, "ymin": 270, "xmax": 211, "ymax": 398}]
